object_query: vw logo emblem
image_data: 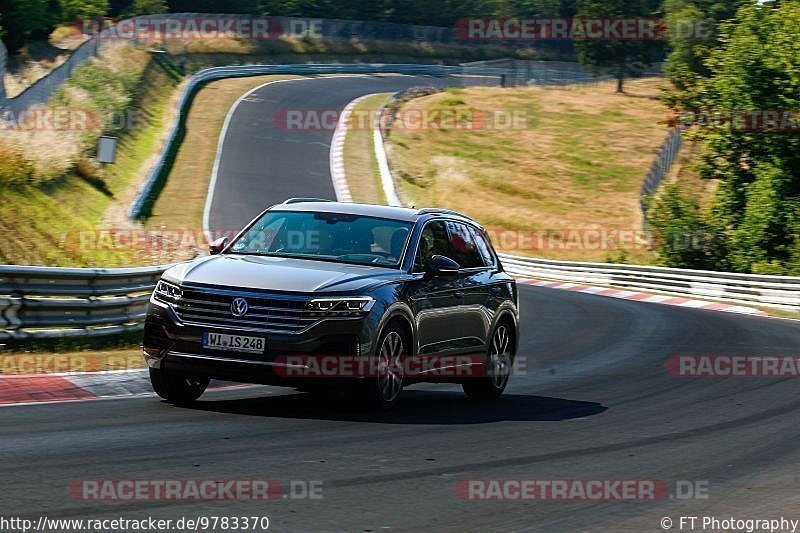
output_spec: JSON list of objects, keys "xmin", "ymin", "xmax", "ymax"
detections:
[{"xmin": 231, "ymin": 297, "xmax": 249, "ymax": 317}]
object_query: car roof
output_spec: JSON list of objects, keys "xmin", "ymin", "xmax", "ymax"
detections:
[{"xmin": 271, "ymin": 200, "xmax": 479, "ymax": 226}]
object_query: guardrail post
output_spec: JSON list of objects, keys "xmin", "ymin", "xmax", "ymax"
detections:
[{"xmin": 0, "ymin": 298, "xmax": 22, "ymax": 330}]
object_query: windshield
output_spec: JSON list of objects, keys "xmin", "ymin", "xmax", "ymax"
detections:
[{"xmin": 228, "ymin": 210, "xmax": 413, "ymax": 267}]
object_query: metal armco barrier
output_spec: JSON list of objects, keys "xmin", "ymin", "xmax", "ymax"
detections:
[
  {"xmin": 498, "ymin": 254, "xmax": 800, "ymax": 311},
  {"xmin": 0, "ymin": 264, "xmax": 171, "ymax": 340},
  {"xmin": 1, "ymin": 254, "xmax": 798, "ymax": 341}
]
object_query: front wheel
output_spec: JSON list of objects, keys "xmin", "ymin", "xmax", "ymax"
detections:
[
  {"xmin": 366, "ymin": 324, "xmax": 408, "ymax": 410},
  {"xmin": 149, "ymin": 368, "xmax": 209, "ymax": 404},
  {"xmin": 463, "ymin": 322, "xmax": 515, "ymax": 399}
]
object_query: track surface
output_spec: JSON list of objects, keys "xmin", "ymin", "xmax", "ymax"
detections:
[{"xmin": 2, "ymin": 75, "xmax": 800, "ymax": 532}]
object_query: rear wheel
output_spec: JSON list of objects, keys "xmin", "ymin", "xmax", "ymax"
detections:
[
  {"xmin": 149, "ymin": 368, "xmax": 209, "ymax": 404},
  {"xmin": 367, "ymin": 324, "xmax": 407, "ymax": 410},
  {"xmin": 463, "ymin": 321, "xmax": 514, "ymax": 399}
]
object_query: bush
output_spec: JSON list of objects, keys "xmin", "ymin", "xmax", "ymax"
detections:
[
  {"xmin": 648, "ymin": 184, "xmax": 725, "ymax": 270},
  {"xmin": 0, "ymin": 142, "xmax": 35, "ymax": 188}
]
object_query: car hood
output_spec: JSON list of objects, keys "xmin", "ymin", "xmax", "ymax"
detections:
[{"xmin": 163, "ymin": 255, "xmax": 407, "ymax": 293}]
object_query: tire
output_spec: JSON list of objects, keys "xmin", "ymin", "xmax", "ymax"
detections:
[
  {"xmin": 149, "ymin": 368, "xmax": 209, "ymax": 404},
  {"xmin": 463, "ymin": 321, "xmax": 515, "ymax": 400},
  {"xmin": 367, "ymin": 323, "xmax": 408, "ymax": 410}
]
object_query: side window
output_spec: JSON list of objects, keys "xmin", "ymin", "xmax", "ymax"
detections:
[
  {"xmin": 413, "ymin": 221, "xmax": 450, "ymax": 272},
  {"xmin": 446, "ymin": 222, "xmax": 484, "ymax": 268},
  {"xmin": 467, "ymin": 225, "xmax": 495, "ymax": 266}
]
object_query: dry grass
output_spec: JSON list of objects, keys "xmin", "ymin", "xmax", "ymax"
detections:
[
  {"xmin": 2, "ymin": 128, "xmax": 82, "ymax": 181},
  {"xmin": 145, "ymin": 75, "xmax": 302, "ymax": 237},
  {"xmin": 387, "ymin": 78, "xmax": 672, "ymax": 263},
  {"xmin": 0, "ymin": 45, "xmax": 180, "ymax": 267},
  {"xmin": 343, "ymin": 93, "xmax": 392, "ymax": 205}
]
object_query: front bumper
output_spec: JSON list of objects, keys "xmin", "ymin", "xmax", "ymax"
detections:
[{"xmin": 143, "ymin": 302, "xmax": 377, "ymax": 386}]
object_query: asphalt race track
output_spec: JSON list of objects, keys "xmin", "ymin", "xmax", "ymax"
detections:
[
  {"xmin": 2, "ymin": 74, "xmax": 800, "ymax": 532},
  {"xmin": 206, "ymin": 74, "xmax": 492, "ymax": 231}
]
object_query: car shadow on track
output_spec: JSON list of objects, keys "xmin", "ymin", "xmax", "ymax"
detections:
[{"xmin": 181, "ymin": 389, "xmax": 608, "ymax": 424}]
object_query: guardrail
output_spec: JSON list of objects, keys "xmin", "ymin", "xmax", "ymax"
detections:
[
  {"xmin": 0, "ymin": 264, "xmax": 171, "ymax": 341},
  {"xmin": 498, "ymin": 254, "xmax": 800, "ymax": 311},
  {"xmin": 3, "ymin": 252, "xmax": 795, "ymax": 342}
]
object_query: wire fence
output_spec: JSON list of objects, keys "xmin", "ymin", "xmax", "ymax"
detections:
[
  {"xmin": 641, "ymin": 128, "xmax": 683, "ymax": 224},
  {"xmin": 0, "ymin": 40, "xmax": 6, "ymax": 102},
  {"xmin": 1, "ymin": 37, "xmax": 101, "ymax": 112}
]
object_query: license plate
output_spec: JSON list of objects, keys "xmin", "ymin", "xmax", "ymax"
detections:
[{"xmin": 202, "ymin": 332, "xmax": 266, "ymax": 354}]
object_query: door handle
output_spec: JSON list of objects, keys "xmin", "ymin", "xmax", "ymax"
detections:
[
  {"xmin": 490, "ymin": 286, "xmax": 502, "ymax": 295},
  {"xmin": 453, "ymin": 291, "xmax": 465, "ymax": 298}
]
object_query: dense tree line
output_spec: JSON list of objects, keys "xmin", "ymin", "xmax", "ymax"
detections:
[
  {"xmin": 650, "ymin": 0, "xmax": 800, "ymax": 274},
  {"xmin": 0, "ymin": 0, "xmax": 582, "ymax": 53}
]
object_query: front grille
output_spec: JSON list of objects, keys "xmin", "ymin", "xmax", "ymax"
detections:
[{"xmin": 171, "ymin": 287, "xmax": 314, "ymax": 333}]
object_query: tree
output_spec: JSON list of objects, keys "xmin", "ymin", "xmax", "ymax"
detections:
[
  {"xmin": 653, "ymin": 1, "xmax": 800, "ymax": 274},
  {"xmin": 662, "ymin": 0, "xmax": 747, "ymax": 92},
  {"xmin": 574, "ymin": 0, "xmax": 665, "ymax": 92},
  {"xmin": 648, "ymin": 184, "xmax": 726, "ymax": 269},
  {"xmin": 126, "ymin": 0, "xmax": 168, "ymax": 16},
  {"xmin": 58, "ymin": 0, "xmax": 109, "ymax": 21},
  {"xmin": 0, "ymin": 0, "xmax": 54, "ymax": 52}
]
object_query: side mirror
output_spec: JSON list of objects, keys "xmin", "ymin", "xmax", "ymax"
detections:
[
  {"xmin": 428, "ymin": 255, "xmax": 460, "ymax": 276},
  {"xmin": 209, "ymin": 237, "xmax": 229, "ymax": 255}
]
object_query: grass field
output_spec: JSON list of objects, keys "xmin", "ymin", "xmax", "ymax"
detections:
[{"xmin": 386, "ymin": 78, "xmax": 671, "ymax": 263}]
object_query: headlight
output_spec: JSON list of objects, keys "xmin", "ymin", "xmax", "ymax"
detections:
[
  {"xmin": 153, "ymin": 280, "xmax": 183, "ymax": 304},
  {"xmin": 306, "ymin": 297, "xmax": 375, "ymax": 316}
]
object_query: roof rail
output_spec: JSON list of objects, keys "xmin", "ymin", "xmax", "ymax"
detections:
[
  {"xmin": 416, "ymin": 207, "xmax": 470, "ymax": 218},
  {"xmin": 283, "ymin": 198, "xmax": 334, "ymax": 204}
]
